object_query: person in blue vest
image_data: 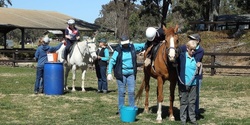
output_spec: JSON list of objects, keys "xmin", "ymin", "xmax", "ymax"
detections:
[
  {"xmin": 180, "ymin": 33, "xmax": 204, "ymax": 118},
  {"xmin": 34, "ymin": 36, "xmax": 63, "ymax": 94},
  {"xmin": 177, "ymin": 40, "xmax": 201, "ymax": 125},
  {"xmin": 107, "ymin": 35, "xmax": 145, "ymax": 114},
  {"xmin": 63, "ymin": 19, "xmax": 80, "ymax": 62},
  {"xmin": 94, "ymin": 38, "xmax": 109, "ymax": 94}
]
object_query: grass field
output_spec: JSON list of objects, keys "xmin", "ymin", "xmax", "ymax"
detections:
[{"xmin": 0, "ymin": 65, "xmax": 250, "ymax": 125}]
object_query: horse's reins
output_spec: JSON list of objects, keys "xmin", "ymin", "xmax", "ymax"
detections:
[
  {"xmin": 75, "ymin": 40, "xmax": 96, "ymax": 60},
  {"xmin": 176, "ymin": 63, "xmax": 203, "ymax": 85}
]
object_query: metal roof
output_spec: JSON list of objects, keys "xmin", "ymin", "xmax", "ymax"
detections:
[{"xmin": 0, "ymin": 7, "xmax": 112, "ymax": 32}]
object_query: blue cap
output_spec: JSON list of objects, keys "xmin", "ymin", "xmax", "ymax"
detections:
[
  {"xmin": 98, "ymin": 38, "xmax": 107, "ymax": 43},
  {"xmin": 120, "ymin": 35, "xmax": 130, "ymax": 45},
  {"xmin": 188, "ymin": 34, "xmax": 201, "ymax": 42}
]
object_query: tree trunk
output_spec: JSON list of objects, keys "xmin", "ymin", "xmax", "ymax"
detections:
[
  {"xmin": 114, "ymin": 0, "xmax": 130, "ymax": 39},
  {"xmin": 161, "ymin": 0, "xmax": 172, "ymax": 27}
]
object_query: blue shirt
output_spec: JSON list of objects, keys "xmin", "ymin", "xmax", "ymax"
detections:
[
  {"xmin": 108, "ymin": 43, "xmax": 145, "ymax": 75},
  {"xmin": 185, "ymin": 52, "xmax": 197, "ymax": 86}
]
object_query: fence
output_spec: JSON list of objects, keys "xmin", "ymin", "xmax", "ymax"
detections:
[
  {"xmin": 0, "ymin": 49, "xmax": 36, "ymax": 67},
  {"xmin": 0, "ymin": 49, "xmax": 250, "ymax": 76},
  {"xmin": 203, "ymin": 52, "xmax": 250, "ymax": 75}
]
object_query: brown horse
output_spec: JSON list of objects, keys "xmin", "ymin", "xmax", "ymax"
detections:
[{"xmin": 136, "ymin": 25, "xmax": 179, "ymax": 123}]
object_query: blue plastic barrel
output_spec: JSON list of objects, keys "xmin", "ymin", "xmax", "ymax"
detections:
[
  {"xmin": 120, "ymin": 105, "xmax": 138, "ymax": 122},
  {"xmin": 44, "ymin": 62, "xmax": 64, "ymax": 95}
]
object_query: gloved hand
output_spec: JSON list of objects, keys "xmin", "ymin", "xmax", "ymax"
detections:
[
  {"xmin": 107, "ymin": 74, "xmax": 113, "ymax": 81},
  {"xmin": 62, "ymin": 40, "xmax": 67, "ymax": 45}
]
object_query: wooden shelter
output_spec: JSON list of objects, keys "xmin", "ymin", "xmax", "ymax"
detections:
[{"xmin": 0, "ymin": 7, "xmax": 112, "ymax": 49}]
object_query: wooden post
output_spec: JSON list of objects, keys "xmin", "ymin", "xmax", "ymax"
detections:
[{"xmin": 211, "ymin": 55, "xmax": 215, "ymax": 76}]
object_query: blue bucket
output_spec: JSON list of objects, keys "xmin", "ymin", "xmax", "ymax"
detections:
[
  {"xmin": 120, "ymin": 105, "xmax": 138, "ymax": 122},
  {"xmin": 44, "ymin": 62, "xmax": 64, "ymax": 95}
]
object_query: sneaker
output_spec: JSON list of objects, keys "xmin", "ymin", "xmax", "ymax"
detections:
[
  {"xmin": 39, "ymin": 87, "xmax": 43, "ymax": 93},
  {"xmin": 144, "ymin": 58, "xmax": 151, "ymax": 66},
  {"xmin": 190, "ymin": 121, "xmax": 198, "ymax": 125},
  {"xmin": 34, "ymin": 91, "xmax": 38, "ymax": 94},
  {"xmin": 96, "ymin": 90, "xmax": 102, "ymax": 93},
  {"xmin": 103, "ymin": 90, "xmax": 107, "ymax": 94}
]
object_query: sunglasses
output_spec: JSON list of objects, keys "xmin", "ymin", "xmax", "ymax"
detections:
[{"xmin": 188, "ymin": 48, "xmax": 196, "ymax": 52}]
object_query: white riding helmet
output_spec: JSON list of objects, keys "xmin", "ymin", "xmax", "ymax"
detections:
[
  {"xmin": 146, "ymin": 27, "xmax": 157, "ymax": 41},
  {"xmin": 67, "ymin": 19, "xmax": 75, "ymax": 25}
]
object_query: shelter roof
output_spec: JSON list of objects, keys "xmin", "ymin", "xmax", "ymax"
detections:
[{"xmin": 0, "ymin": 7, "xmax": 113, "ymax": 32}]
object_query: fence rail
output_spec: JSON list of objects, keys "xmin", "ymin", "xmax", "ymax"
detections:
[
  {"xmin": 0, "ymin": 49, "xmax": 36, "ymax": 66},
  {"xmin": 203, "ymin": 52, "xmax": 250, "ymax": 75},
  {"xmin": 0, "ymin": 49, "xmax": 250, "ymax": 76}
]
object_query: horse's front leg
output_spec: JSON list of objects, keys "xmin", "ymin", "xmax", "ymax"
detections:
[
  {"xmin": 168, "ymin": 80, "xmax": 177, "ymax": 121},
  {"xmin": 71, "ymin": 65, "xmax": 76, "ymax": 91},
  {"xmin": 81, "ymin": 69, "xmax": 86, "ymax": 92},
  {"xmin": 156, "ymin": 77, "xmax": 164, "ymax": 123}
]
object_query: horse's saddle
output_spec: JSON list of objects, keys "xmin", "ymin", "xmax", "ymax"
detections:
[
  {"xmin": 68, "ymin": 43, "xmax": 77, "ymax": 58},
  {"xmin": 150, "ymin": 42, "xmax": 162, "ymax": 62},
  {"xmin": 61, "ymin": 42, "xmax": 77, "ymax": 60}
]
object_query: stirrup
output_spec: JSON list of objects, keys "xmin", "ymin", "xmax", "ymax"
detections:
[{"xmin": 144, "ymin": 58, "xmax": 151, "ymax": 66}]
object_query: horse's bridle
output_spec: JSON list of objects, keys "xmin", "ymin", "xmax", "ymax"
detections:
[
  {"xmin": 75, "ymin": 40, "xmax": 96, "ymax": 60},
  {"xmin": 162, "ymin": 40, "xmax": 179, "ymax": 65}
]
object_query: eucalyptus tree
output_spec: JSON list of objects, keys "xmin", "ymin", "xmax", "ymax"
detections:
[
  {"xmin": 97, "ymin": 0, "xmax": 138, "ymax": 39},
  {"xmin": 237, "ymin": 0, "xmax": 250, "ymax": 13},
  {"xmin": 0, "ymin": 0, "xmax": 12, "ymax": 7}
]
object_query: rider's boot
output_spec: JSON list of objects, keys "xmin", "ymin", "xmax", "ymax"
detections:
[
  {"xmin": 144, "ymin": 54, "xmax": 151, "ymax": 66},
  {"xmin": 63, "ymin": 51, "xmax": 68, "ymax": 64}
]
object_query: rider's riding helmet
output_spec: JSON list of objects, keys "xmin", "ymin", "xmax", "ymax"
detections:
[
  {"xmin": 67, "ymin": 19, "xmax": 75, "ymax": 25},
  {"xmin": 146, "ymin": 27, "xmax": 157, "ymax": 41}
]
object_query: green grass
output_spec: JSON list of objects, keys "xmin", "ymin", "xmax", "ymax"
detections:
[{"xmin": 0, "ymin": 66, "xmax": 250, "ymax": 124}]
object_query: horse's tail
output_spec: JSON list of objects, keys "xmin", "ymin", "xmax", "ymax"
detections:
[{"xmin": 135, "ymin": 77, "xmax": 145, "ymax": 103}]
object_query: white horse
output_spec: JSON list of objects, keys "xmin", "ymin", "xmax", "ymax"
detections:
[{"xmin": 57, "ymin": 38, "xmax": 97, "ymax": 92}]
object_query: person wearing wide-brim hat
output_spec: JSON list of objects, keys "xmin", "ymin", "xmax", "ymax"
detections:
[
  {"xmin": 94, "ymin": 38, "xmax": 109, "ymax": 94},
  {"xmin": 107, "ymin": 35, "xmax": 145, "ymax": 114}
]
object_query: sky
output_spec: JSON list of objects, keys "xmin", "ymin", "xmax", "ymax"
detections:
[{"xmin": 9, "ymin": 0, "xmax": 112, "ymax": 24}]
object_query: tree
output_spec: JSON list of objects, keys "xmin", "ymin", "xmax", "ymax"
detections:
[
  {"xmin": 114, "ymin": 0, "xmax": 133, "ymax": 38},
  {"xmin": 0, "ymin": 0, "xmax": 12, "ymax": 7},
  {"xmin": 140, "ymin": 0, "xmax": 172, "ymax": 27},
  {"xmin": 97, "ymin": 0, "xmax": 138, "ymax": 39},
  {"xmin": 236, "ymin": 0, "xmax": 250, "ymax": 13}
]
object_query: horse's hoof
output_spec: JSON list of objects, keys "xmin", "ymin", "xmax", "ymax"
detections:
[
  {"xmin": 156, "ymin": 120, "xmax": 162, "ymax": 123},
  {"xmin": 169, "ymin": 116, "xmax": 175, "ymax": 121},
  {"xmin": 82, "ymin": 89, "xmax": 86, "ymax": 92},
  {"xmin": 72, "ymin": 89, "xmax": 76, "ymax": 92}
]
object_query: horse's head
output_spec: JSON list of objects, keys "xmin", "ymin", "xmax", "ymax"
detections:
[
  {"xmin": 163, "ymin": 25, "xmax": 179, "ymax": 62},
  {"xmin": 86, "ymin": 41, "xmax": 97, "ymax": 61}
]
